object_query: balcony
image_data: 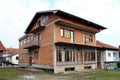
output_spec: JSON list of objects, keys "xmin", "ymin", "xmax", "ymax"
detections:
[{"xmin": 23, "ymin": 40, "xmax": 40, "ymax": 49}]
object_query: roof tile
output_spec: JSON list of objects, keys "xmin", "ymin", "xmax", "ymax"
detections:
[{"xmin": 96, "ymin": 40, "xmax": 118, "ymax": 50}]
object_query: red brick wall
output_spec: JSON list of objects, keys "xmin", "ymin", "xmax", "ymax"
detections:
[
  {"xmin": 19, "ymin": 49, "xmax": 29, "ymax": 64},
  {"xmin": 38, "ymin": 24, "xmax": 54, "ymax": 65},
  {"xmin": 40, "ymin": 24, "xmax": 54, "ymax": 45},
  {"xmin": 75, "ymin": 29, "xmax": 83, "ymax": 44},
  {"xmin": 55, "ymin": 21, "xmax": 96, "ymax": 46},
  {"xmin": 39, "ymin": 44, "xmax": 53, "ymax": 65}
]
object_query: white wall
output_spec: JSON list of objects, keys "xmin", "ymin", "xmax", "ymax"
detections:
[
  {"xmin": 101, "ymin": 50, "xmax": 119, "ymax": 69},
  {"xmin": 12, "ymin": 54, "xmax": 19, "ymax": 64},
  {"xmin": 104, "ymin": 50, "xmax": 119, "ymax": 62}
]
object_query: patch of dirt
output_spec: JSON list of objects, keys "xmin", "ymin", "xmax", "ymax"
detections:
[
  {"xmin": 15, "ymin": 68, "xmax": 45, "ymax": 75},
  {"xmin": 0, "ymin": 78, "xmax": 8, "ymax": 80},
  {"xmin": 16, "ymin": 68, "xmax": 92, "ymax": 80}
]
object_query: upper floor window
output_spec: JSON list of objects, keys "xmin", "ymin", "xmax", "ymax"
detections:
[
  {"xmin": 60, "ymin": 28, "xmax": 64, "ymax": 37},
  {"xmin": 41, "ymin": 16, "xmax": 48, "ymax": 26},
  {"xmin": 60, "ymin": 28, "xmax": 72, "ymax": 38},
  {"xmin": 24, "ymin": 39, "xmax": 26, "ymax": 44},
  {"xmin": 108, "ymin": 53, "xmax": 111, "ymax": 57},
  {"xmin": 20, "ymin": 41, "xmax": 23, "ymax": 47},
  {"xmin": 35, "ymin": 15, "xmax": 48, "ymax": 27},
  {"xmin": 86, "ymin": 34, "xmax": 93, "ymax": 42},
  {"xmin": 83, "ymin": 33, "xmax": 93, "ymax": 44}
]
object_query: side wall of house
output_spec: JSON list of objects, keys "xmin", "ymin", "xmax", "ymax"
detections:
[
  {"xmin": 39, "ymin": 24, "xmax": 54, "ymax": 66},
  {"xmin": 19, "ymin": 14, "xmax": 59, "ymax": 66}
]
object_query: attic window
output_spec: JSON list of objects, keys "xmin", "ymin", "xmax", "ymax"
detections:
[
  {"xmin": 41, "ymin": 15, "xmax": 48, "ymax": 26},
  {"xmin": 35, "ymin": 20, "xmax": 41, "ymax": 28}
]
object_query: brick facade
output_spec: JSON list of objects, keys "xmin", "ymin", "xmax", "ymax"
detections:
[{"xmin": 19, "ymin": 10, "xmax": 106, "ymax": 73}]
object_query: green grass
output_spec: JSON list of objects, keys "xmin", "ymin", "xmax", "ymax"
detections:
[
  {"xmin": 85, "ymin": 70, "xmax": 120, "ymax": 80},
  {"xmin": 0, "ymin": 68, "xmax": 21, "ymax": 80},
  {"xmin": 0, "ymin": 68, "xmax": 120, "ymax": 80},
  {"xmin": 50, "ymin": 70, "xmax": 120, "ymax": 80}
]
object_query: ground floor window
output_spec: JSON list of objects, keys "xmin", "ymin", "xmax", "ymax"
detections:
[
  {"xmin": 113, "ymin": 52, "xmax": 118, "ymax": 60},
  {"xmin": 34, "ymin": 51, "xmax": 39, "ymax": 59},
  {"xmin": 57, "ymin": 50, "xmax": 75, "ymax": 62},
  {"xmin": 84, "ymin": 52, "xmax": 95, "ymax": 61}
]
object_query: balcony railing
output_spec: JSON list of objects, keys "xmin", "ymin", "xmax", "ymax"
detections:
[{"xmin": 23, "ymin": 40, "xmax": 40, "ymax": 49}]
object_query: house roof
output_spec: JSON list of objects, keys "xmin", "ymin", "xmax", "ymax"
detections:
[
  {"xmin": 25, "ymin": 10, "xmax": 106, "ymax": 34},
  {"xmin": 5, "ymin": 48, "xmax": 19, "ymax": 54},
  {"xmin": 96, "ymin": 40, "xmax": 118, "ymax": 50},
  {"xmin": 0, "ymin": 41, "xmax": 6, "ymax": 51}
]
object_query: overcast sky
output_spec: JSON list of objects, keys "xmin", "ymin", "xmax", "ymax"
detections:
[{"xmin": 0, "ymin": 0, "xmax": 120, "ymax": 48}]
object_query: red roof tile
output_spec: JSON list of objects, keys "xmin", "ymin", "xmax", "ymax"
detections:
[
  {"xmin": 5, "ymin": 48, "xmax": 19, "ymax": 54},
  {"xmin": 0, "ymin": 41, "xmax": 6, "ymax": 51},
  {"xmin": 96, "ymin": 40, "xmax": 118, "ymax": 50}
]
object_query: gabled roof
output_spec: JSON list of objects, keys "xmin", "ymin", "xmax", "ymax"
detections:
[
  {"xmin": 5, "ymin": 48, "xmax": 19, "ymax": 54},
  {"xmin": 0, "ymin": 41, "xmax": 6, "ymax": 51},
  {"xmin": 25, "ymin": 10, "xmax": 106, "ymax": 34},
  {"xmin": 96, "ymin": 40, "xmax": 118, "ymax": 50}
]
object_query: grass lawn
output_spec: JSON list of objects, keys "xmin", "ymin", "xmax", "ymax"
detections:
[
  {"xmin": 85, "ymin": 70, "xmax": 120, "ymax": 80},
  {"xmin": 0, "ymin": 68, "xmax": 120, "ymax": 80},
  {"xmin": 0, "ymin": 68, "xmax": 21, "ymax": 80}
]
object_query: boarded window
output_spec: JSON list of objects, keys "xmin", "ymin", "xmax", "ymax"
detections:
[
  {"xmin": 60, "ymin": 28, "xmax": 71, "ymax": 38},
  {"xmin": 64, "ymin": 29, "xmax": 70, "ymax": 38}
]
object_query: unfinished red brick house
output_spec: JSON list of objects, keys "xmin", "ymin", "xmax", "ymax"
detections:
[{"xmin": 19, "ymin": 10, "xmax": 106, "ymax": 73}]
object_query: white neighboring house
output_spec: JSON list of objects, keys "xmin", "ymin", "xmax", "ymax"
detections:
[
  {"xmin": 6, "ymin": 54, "xmax": 19, "ymax": 65},
  {"xmin": 3, "ymin": 48, "xmax": 19, "ymax": 66},
  {"xmin": 96, "ymin": 41, "xmax": 119, "ymax": 69}
]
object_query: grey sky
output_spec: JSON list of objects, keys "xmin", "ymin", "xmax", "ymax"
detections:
[{"xmin": 0, "ymin": 0, "xmax": 120, "ymax": 48}]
